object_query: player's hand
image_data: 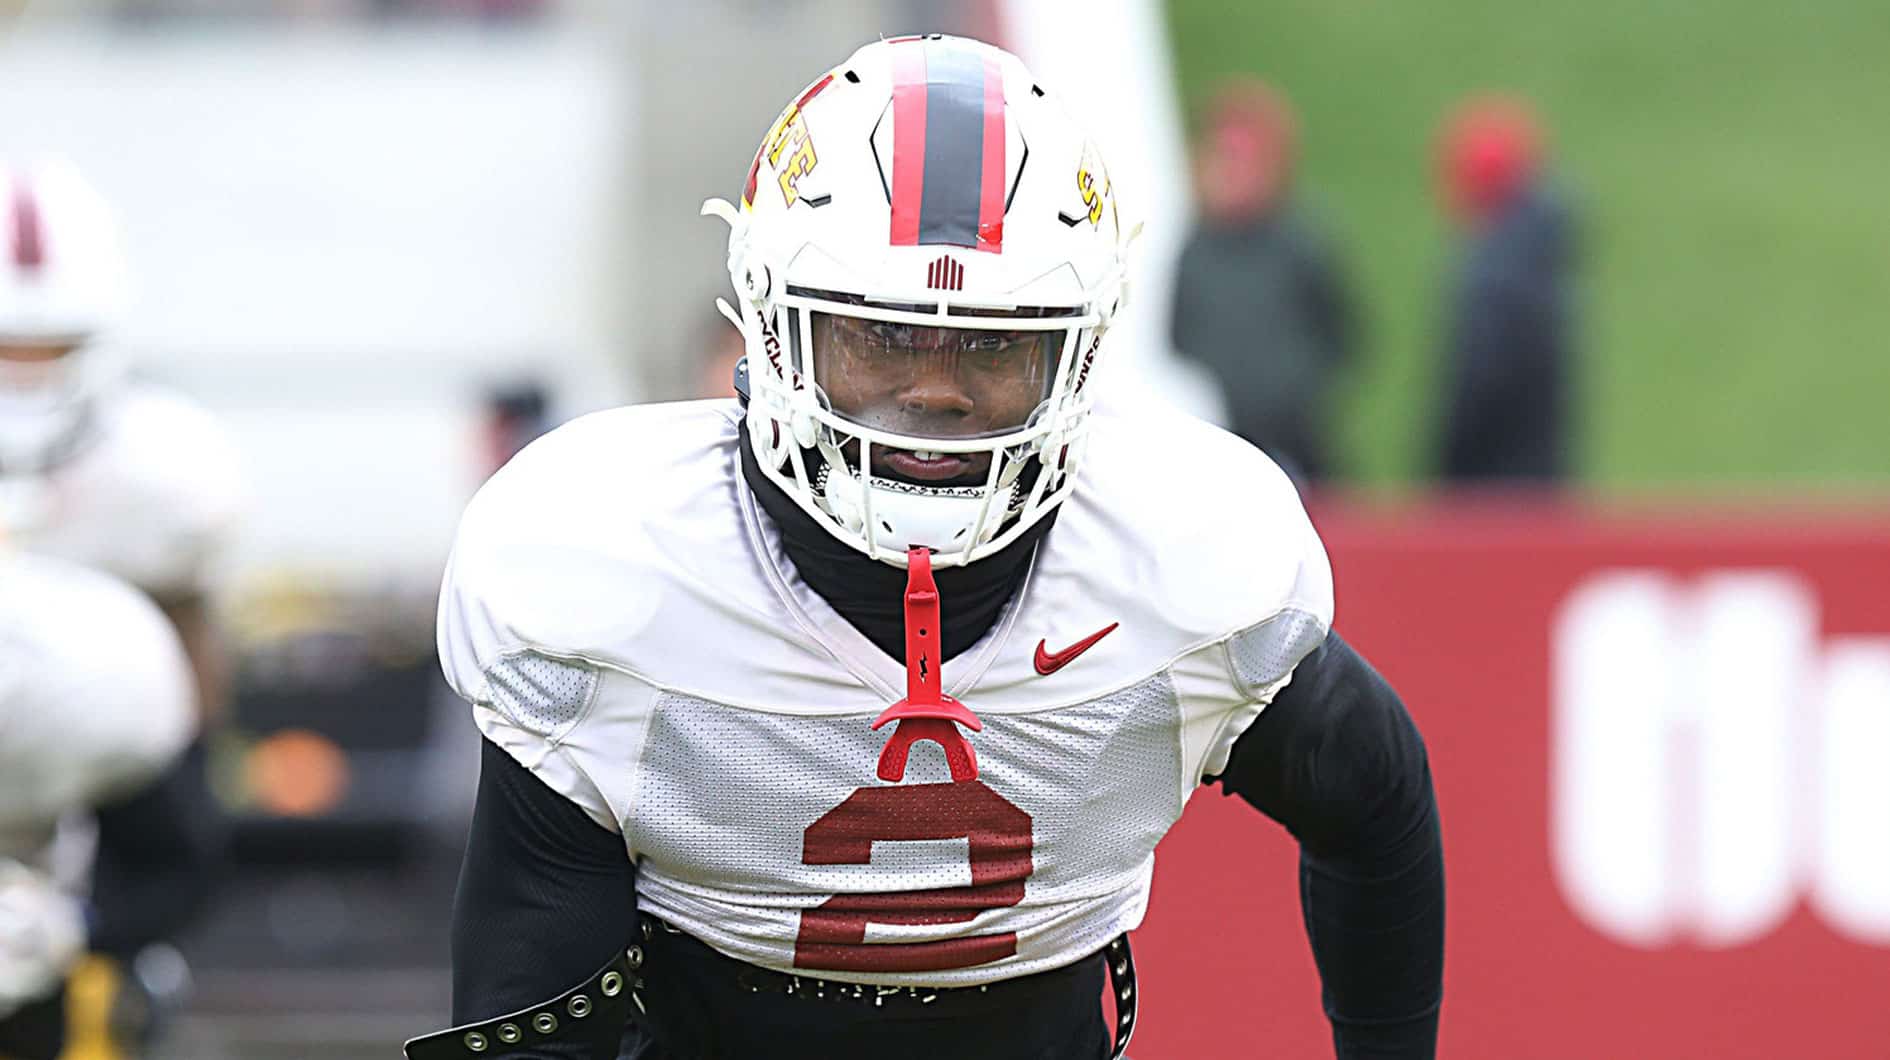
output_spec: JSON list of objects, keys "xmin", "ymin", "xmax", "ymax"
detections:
[{"xmin": 0, "ymin": 857, "xmax": 87, "ymax": 1019}]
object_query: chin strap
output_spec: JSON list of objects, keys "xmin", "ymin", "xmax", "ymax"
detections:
[{"xmin": 870, "ymin": 546, "xmax": 983, "ymax": 782}]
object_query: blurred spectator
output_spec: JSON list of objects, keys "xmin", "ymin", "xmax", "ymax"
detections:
[
  {"xmin": 477, "ymin": 380, "xmax": 552, "ymax": 479},
  {"xmin": 1435, "ymin": 97, "xmax": 1579, "ymax": 483},
  {"xmin": 1169, "ymin": 79, "xmax": 1357, "ymax": 483}
]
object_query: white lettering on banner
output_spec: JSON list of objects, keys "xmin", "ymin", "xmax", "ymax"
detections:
[
  {"xmin": 1552, "ymin": 571, "xmax": 1890, "ymax": 949},
  {"xmin": 1814, "ymin": 639, "xmax": 1890, "ymax": 942}
]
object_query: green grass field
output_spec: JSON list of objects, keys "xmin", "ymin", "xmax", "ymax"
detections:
[{"xmin": 1164, "ymin": 0, "xmax": 1890, "ymax": 487}]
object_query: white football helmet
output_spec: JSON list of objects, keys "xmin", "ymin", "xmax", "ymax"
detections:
[
  {"xmin": 0, "ymin": 158, "xmax": 128, "ymax": 474},
  {"xmin": 705, "ymin": 35, "xmax": 1132, "ymax": 568}
]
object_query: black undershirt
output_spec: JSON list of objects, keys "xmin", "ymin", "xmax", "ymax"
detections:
[
  {"xmin": 448, "ymin": 440, "xmax": 1444, "ymax": 1058},
  {"xmin": 1215, "ymin": 634, "xmax": 1444, "ymax": 1057}
]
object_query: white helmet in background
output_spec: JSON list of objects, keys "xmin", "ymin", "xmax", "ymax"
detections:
[
  {"xmin": 0, "ymin": 158, "xmax": 128, "ymax": 473},
  {"xmin": 705, "ymin": 34, "xmax": 1133, "ymax": 568}
]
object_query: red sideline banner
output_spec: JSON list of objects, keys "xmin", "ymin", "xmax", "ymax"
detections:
[{"xmin": 1132, "ymin": 498, "xmax": 1890, "ymax": 1059}]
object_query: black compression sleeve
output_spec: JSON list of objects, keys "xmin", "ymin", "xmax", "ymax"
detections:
[
  {"xmin": 1215, "ymin": 632, "xmax": 1446, "ymax": 1059},
  {"xmin": 451, "ymin": 738, "xmax": 636, "ymax": 1057},
  {"xmin": 88, "ymin": 738, "xmax": 223, "ymax": 957}
]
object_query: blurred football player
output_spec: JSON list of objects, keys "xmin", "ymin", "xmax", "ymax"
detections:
[
  {"xmin": 0, "ymin": 157, "xmax": 239, "ymax": 1057},
  {"xmin": 411, "ymin": 36, "xmax": 1443, "ymax": 1060},
  {"xmin": 0, "ymin": 157, "xmax": 243, "ymax": 717},
  {"xmin": 0, "ymin": 549, "xmax": 217, "ymax": 1060}
]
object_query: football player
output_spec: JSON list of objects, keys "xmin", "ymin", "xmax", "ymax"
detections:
[
  {"xmin": 0, "ymin": 548, "xmax": 215, "ymax": 1060},
  {"xmin": 0, "ymin": 156, "xmax": 243, "ymax": 717},
  {"xmin": 412, "ymin": 36, "xmax": 1443, "ymax": 1060},
  {"xmin": 0, "ymin": 157, "xmax": 239, "ymax": 1057}
]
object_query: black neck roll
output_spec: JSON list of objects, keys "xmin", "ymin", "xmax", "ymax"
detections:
[{"xmin": 738, "ymin": 422, "xmax": 1056, "ymax": 663}]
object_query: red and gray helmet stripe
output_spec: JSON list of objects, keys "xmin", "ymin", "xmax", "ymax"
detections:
[
  {"xmin": 9, "ymin": 178, "xmax": 47, "ymax": 271},
  {"xmin": 889, "ymin": 39, "xmax": 1006, "ymax": 253}
]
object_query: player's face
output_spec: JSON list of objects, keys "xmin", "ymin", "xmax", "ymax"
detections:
[
  {"xmin": 0, "ymin": 342, "xmax": 76, "ymax": 364},
  {"xmin": 0, "ymin": 342, "xmax": 79, "ymax": 398},
  {"xmin": 813, "ymin": 313, "xmax": 1055, "ymax": 484}
]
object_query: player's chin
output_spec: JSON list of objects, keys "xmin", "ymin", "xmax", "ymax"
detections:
[{"xmin": 870, "ymin": 447, "xmax": 992, "ymax": 487}]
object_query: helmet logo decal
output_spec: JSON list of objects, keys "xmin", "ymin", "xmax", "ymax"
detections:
[
  {"xmin": 888, "ymin": 40, "xmax": 1006, "ymax": 253},
  {"xmin": 926, "ymin": 255, "xmax": 965, "ymax": 291},
  {"xmin": 9, "ymin": 181, "xmax": 45, "ymax": 271},
  {"xmin": 1077, "ymin": 167, "xmax": 1109, "ymax": 227},
  {"xmin": 741, "ymin": 144, "xmax": 764, "ymax": 210},
  {"xmin": 746, "ymin": 72, "xmax": 836, "ymax": 210}
]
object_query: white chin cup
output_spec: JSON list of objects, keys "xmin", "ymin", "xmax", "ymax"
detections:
[
  {"xmin": 822, "ymin": 463, "xmax": 1013, "ymax": 555},
  {"xmin": 0, "ymin": 350, "xmax": 112, "ymax": 471}
]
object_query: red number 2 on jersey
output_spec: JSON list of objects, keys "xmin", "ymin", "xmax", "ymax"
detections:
[{"xmin": 795, "ymin": 779, "xmax": 1034, "ymax": 972}]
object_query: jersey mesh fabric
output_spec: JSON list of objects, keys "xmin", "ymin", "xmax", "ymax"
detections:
[
  {"xmin": 628, "ymin": 673, "xmax": 1185, "ymax": 987},
  {"xmin": 1228, "ymin": 607, "xmax": 1329, "ymax": 695},
  {"xmin": 483, "ymin": 652, "xmax": 599, "ymax": 739}
]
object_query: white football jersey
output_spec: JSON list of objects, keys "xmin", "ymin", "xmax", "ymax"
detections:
[
  {"xmin": 0, "ymin": 551, "xmax": 196, "ymax": 868},
  {"xmin": 0, "ymin": 383, "xmax": 242, "ymax": 600},
  {"xmin": 438, "ymin": 399, "xmax": 1332, "ymax": 986}
]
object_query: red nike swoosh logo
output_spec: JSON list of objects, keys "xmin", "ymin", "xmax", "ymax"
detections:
[{"xmin": 1034, "ymin": 622, "xmax": 1120, "ymax": 676}]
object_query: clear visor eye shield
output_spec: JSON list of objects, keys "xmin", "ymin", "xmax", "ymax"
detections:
[
  {"xmin": 771, "ymin": 284, "xmax": 1095, "ymax": 461},
  {"xmin": 732, "ymin": 282, "xmax": 1105, "ymax": 561}
]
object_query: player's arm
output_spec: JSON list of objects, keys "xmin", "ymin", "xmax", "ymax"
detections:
[
  {"xmin": 84, "ymin": 586, "xmax": 227, "ymax": 961},
  {"xmin": 1215, "ymin": 631, "xmax": 1445, "ymax": 1059},
  {"xmin": 154, "ymin": 592, "xmax": 230, "ymax": 724},
  {"xmin": 431, "ymin": 737, "xmax": 636, "ymax": 1060},
  {"xmin": 423, "ymin": 441, "xmax": 653, "ymax": 1057}
]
